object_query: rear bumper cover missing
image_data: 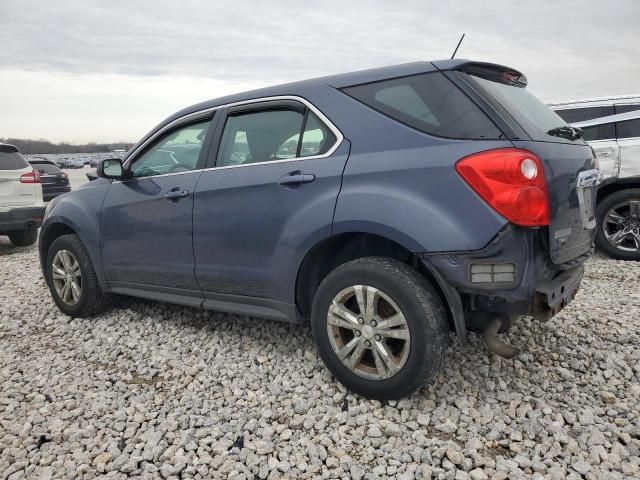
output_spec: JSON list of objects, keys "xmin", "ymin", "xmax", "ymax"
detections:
[{"xmin": 420, "ymin": 225, "xmax": 589, "ymax": 339}]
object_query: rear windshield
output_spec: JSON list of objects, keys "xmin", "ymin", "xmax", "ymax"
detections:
[
  {"xmin": 470, "ymin": 75, "xmax": 571, "ymax": 142},
  {"xmin": 0, "ymin": 151, "xmax": 29, "ymax": 170},
  {"xmin": 342, "ymin": 72, "xmax": 503, "ymax": 140},
  {"xmin": 31, "ymin": 162, "xmax": 60, "ymax": 173}
]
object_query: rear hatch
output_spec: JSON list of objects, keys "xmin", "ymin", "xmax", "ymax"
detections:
[
  {"xmin": 449, "ymin": 63, "xmax": 598, "ymax": 264},
  {"xmin": 31, "ymin": 161, "xmax": 69, "ymax": 188},
  {"xmin": 0, "ymin": 145, "xmax": 39, "ymax": 208}
]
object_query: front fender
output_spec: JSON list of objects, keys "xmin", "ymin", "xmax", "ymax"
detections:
[{"xmin": 40, "ymin": 182, "xmax": 110, "ymax": 286}]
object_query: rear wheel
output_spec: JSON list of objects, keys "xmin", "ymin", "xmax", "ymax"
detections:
[
  {"xmin": 8, "ymin": 228, "xmax": 37, "ymax": 246},
  {"xmin": 311, "ymin": 257, "xmax": 449, "ymax": 400},
  {"xmin": 45, "ymin": 234, "xmax": 110, "ymax": 317},
  {"xmin": 595, "ymin": 189, "xmax": 640, "ymax": 261}
]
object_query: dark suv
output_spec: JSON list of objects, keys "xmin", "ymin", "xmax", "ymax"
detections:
[{"xmin": 39, "ymin": 60, "xmax": 597, "ymax": 399}]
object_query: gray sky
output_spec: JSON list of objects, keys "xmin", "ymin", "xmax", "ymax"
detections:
[{"xmin": 1, "ymin": 0, "xmax": 639, "ymax": 143}]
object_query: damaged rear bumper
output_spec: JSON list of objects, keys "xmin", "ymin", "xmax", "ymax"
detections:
[{"xmin": 419, "ymin": 225, "xmax": 590, "ymax": 341}]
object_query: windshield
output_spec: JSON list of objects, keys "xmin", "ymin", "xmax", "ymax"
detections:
[{"xmin": 471, "ymin": 75, "xmax": 572, "ymax": 142}]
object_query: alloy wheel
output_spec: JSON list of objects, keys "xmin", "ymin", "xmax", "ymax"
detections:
[
  {"xmin": 326, "ymin": 285, "xmax": 411, "ymax": 380},
  {"xmin": 603, "ymin": 200, "xmax": 640, "ymax": 253},
  {"xmin": 51, "ymin": 249, "xmax": 82, "ymax": 306}
]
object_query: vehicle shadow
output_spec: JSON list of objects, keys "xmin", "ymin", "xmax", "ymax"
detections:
[{"xmin": 0, "ymin": 236, "xmax": 36, "ymax": 256}]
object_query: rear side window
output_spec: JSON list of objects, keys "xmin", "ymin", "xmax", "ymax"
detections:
[
  {"xmin": 555, "ymin": 106, "xmax": 614, "ymax": 124},
  {"xmin": 616, "ymin": 119, "xmax": 640, "ymax": 139},
  {"xmin": 581, "ymin": 123, "xmax": 615, "ymax": 141},
  {"xmin": 343, "ymin": 72, "xmax": 503, "ymax": 139},
  {"xmin": 0, "ymin": 151, "xmax": 29, "ymax": 170},
  {"xmin": 615, "ymin": 104, "xmax": 640, "ymax": 114}
]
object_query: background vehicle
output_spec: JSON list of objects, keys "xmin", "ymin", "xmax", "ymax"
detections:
[
  {"xmin": 0, "ymin": 143, "xmax": 45, "ymax": 246},
  {"xmin": 550, "ymin": 95, "xmax": 640, "ymax": 259},
  {"xmin": 28, "ymin": 158, "xmax": 71, "ymax": 201},
  {"xmin": 40, "ymin": 60, "xmax": 596, "ymax": 399}
]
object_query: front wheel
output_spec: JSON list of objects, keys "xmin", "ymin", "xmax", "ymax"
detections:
[
  {"xmin": 595, "ymin": 189, "xmax": 640, "ymax": 261},
  {"xmin": 311, "ymin": 257, "xmax": 449, "ymax": 400},
  {"xmin": 45, "ymin": 234, "xmax": 111, "ymax": 317}
]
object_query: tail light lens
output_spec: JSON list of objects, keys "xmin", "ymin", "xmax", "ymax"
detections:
[
  {"xmin": 455, "ymin": 148, "xmax": 549, "ymax": 227},
  {"xmin": 20, "ymin": 168, "xmax": 41, "ymax": 184}
]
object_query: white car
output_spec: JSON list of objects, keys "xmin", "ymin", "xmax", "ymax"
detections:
[
  {"xmin": 549, "ymin": 95, "xmax": 640, "ymax": 260},
  {"xmin": 0, "ymin": 142, "xmax": 46, "ymax": 246}
]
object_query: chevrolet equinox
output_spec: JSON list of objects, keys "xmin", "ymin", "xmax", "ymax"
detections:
[{"xmin": 39, "ymin": 60, "xmax": 598, "ymax": 399}]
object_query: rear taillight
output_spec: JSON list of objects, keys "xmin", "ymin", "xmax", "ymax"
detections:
[
  {"xmin": 455, "ymin": 148, "xmax": 549, "ymax": 227},
  {"xmin": 20, "ymin": 168, "xmax": 41, "ymax": 184}
]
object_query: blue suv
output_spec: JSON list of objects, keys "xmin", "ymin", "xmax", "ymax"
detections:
[{"xmin": 39, "ymin": 60, "xmax": 598, "ymax": 399}]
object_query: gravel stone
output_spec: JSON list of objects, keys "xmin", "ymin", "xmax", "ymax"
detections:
[{"xmin": 1, "ymin": 241, "xmax": 639, "ymax": 479}]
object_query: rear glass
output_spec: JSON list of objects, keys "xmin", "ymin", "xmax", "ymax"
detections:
[
  {"xmin": 0, "ymin": 151, "xmax": 29, "ymax": 170},
  {"xmin": 471, "ymin": 75, "xmax": 570, "ymax": 142},
  {"xmin": 555, "ymin": 106, "xmax": 614, "ymax": 124},
  {"xmin": 343, "ymin": 72, "xmax": 503, "ymax": 139},
  {"xmin": 31, "ymin": 162, "xmax": 60, "ymax": 173}
]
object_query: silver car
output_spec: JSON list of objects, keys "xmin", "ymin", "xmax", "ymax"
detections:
[{"xmin": 549, "ymin": 95, "xmax": 640, "ymax": 260}]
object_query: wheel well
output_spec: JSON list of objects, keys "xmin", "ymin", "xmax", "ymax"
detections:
[
  {"xmin": 597, "ymin": 180, "xmax": 640, "ymax": 204},
  {"xmin": 39, "ymin": 223, "xmax": 76, "ymax": 261},
  {"xmin": 295, "ymin": 233, "xmax": 453, "ymax": 329}
]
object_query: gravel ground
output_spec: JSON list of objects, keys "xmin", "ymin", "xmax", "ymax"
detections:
[{"xmin": 1, "ymin": 240, "xmax": 639, "ymax": 480}]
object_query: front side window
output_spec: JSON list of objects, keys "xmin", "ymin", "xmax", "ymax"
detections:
[
  {"xmin": 130, "ymin": 120, "xmax": 211, "ymax": 178},
  {"xmin": 217, "ymin": 108, "xmax": 337, "ymax": 167},
  {"xmin": 342, "ymin": 72, "xmax": 503, "ymax": 139}
]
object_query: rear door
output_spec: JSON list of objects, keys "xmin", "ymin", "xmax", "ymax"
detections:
[
  {"xmin": 554, "ymin": 105, "xmax": 619, "ymax": 179},
  {"xmin": 0, "ymin": 147, "xmax": 37, "ymax": 207},
  {"xmin": 193, "ymin": 98, "xmax": 348, "ymax": 305},
  {"xmin": 614, "ymin": 106, "xmax": 640, "ymax": 179}
]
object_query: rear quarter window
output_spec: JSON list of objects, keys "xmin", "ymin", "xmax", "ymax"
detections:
[
  {"xmin": 342, "ymin": 72, "xmax": 503, "ymax": 140},
  {"xmin": 616, "ymin": 119, "xmax": 640, "ymax": 139},
  {"xmin": 0, "ymin": 151, "xmax": 29, "ymax": 170}
]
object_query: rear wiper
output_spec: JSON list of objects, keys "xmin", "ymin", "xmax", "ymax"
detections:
[{"xmin": 547, "ymin": 125, "xmax": 583, "ymax": 140}]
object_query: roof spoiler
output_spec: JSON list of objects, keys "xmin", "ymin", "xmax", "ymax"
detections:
[
  {"xmin": 432, "ymin": 60, "xmax": 527, "ymax": 88},
  {"xmin": 460, "ymin": 62, "xmax": 527, "ymax": 88}
]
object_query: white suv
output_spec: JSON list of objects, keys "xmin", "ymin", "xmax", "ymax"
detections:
[
  {"xmin": 549, "ymin": 95, "xmax": 640, "ymax": 260},
  {"xmin": 0, "ymin": 142, "xmax": 45, "ymax": 246}
]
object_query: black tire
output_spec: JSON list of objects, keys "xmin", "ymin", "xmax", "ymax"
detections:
[
  {"xmin": 595, "ymin": 188, "xmax": 640, "ymax": 261},
  {"xmin": 311, "ymin": 257, "xmax": 449, "ymax": 400},
  {"xmin": 45, "ymin": 234, "xmax": 111, "ymax": 317},
  {"xmin": 8, "ymin": 228, "xmax": 37, "ymax": 246}
]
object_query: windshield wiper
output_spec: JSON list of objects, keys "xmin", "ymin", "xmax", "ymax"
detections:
[{"xmin": 547, "ymin": 125, "xmax": 583, "ymax": 140}]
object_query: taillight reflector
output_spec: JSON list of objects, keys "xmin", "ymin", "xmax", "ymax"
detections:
[
  {"xmin": 455, "ymin": 148, "xmax": 549, "ymax": 227},
  {"xmin": 20, "ymin": 169, "xmax": 41, "ymax": 184}
]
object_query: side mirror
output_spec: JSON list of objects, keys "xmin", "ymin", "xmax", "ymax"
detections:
[{"xmin": 97, "ymin": 158, "xmax": 128, "ymax": 180}]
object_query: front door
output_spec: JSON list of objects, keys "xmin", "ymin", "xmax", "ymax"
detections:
[
  {"xmin": 101, "ymin": 117, "xmax": 214, "ymax": 294},
  {"xmin": 193, "ymin": 100, "xmax": 348, "ymax": 307}
]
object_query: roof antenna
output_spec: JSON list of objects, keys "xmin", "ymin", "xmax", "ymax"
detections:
[{"xmin": 451, "ymin": 33, "xmax": 465, "ymax": 59}]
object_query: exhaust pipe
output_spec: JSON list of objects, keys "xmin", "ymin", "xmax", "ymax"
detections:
[{"xmin": 483, "ymin": 316, "xmax": 519, "ymax": 359}]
